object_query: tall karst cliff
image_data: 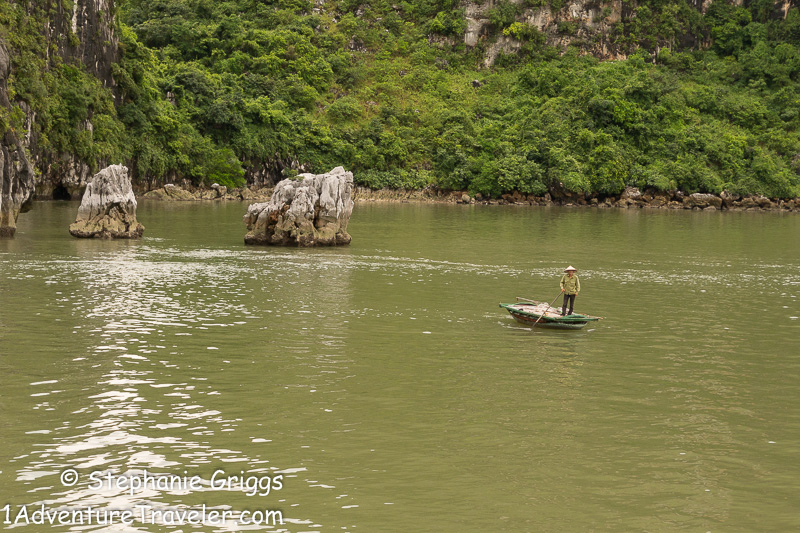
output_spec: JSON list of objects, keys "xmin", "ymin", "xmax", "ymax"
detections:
[
  {"xmin": 35, "ymin": 0, "xmax": 120, "ymax": 196},
  {"xmin": 0, "ymin": 40, "xmax": 35, "ymax": 237},
  {"xmin": 0, "ymin": 0, "xmax": 119, "ymax": 236}
]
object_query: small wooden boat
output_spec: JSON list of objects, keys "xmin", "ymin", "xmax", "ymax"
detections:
[{"xmin": 499, "ymin": 297, "xmax": 601, "ymax": 330}]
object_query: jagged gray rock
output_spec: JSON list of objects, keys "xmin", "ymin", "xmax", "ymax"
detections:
[
  {"xmin": 69, "ymin": 164, "xmax": 144, "ymax": 239},
  {"xmin": 244, "ymin": 167, "xmax": 354, "ymax": 246},
  {"xmin": 210, "ymin": 183, "xmax": 227, "ymax": 197},
  {"xmin": 621, "ymin": 187, "xmax": 643, "ymax": 201},
  {"xmin": 142, "ymin": 183, "xmax": 196, "ymax": 201},
  {"xmin": 685, "ymin": 193, "xmax": 723, "ymax": 209}
]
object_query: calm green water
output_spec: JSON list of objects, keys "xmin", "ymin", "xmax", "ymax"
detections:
[{"xmin": 1, "ymin": 200, "xmax": 799, "ymax": 532}]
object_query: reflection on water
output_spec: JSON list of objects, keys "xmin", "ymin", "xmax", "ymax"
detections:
[
  {"xmin": 0, "ymin": 201, "xmax": 799, "ymax": 532},
  {"xmin": 3, "ymin": 245, "xmax": 316, "ymax": 531}
]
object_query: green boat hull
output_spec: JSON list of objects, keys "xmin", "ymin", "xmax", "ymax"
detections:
[{"xmin": 499, "ymin": 302, "xmax": 600, "ymax": 330}]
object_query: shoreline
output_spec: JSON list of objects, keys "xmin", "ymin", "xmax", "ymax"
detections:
[
  {"xmin": 131, "ymin": 184, "xmax": 800, "ymax": 213},
  {"xmin": 352, "ymin": 187, "xmax": 800, "ymax": 212}
]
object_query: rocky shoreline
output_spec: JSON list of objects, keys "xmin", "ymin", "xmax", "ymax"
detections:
[
  {"xmin": 139, "ymin": 183, "xmax": 274, "ymax": 202},
  {"xmin": 135, "ymin": 183, "xmax": 800, "ymax": 213},
  {"xmin": 351, "ymin": 186, "xmax": 800, "ymax": 212}
]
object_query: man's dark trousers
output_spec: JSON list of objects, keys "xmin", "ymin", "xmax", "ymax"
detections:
[{"xmin": 562, "ymin": 294, "xmax": 575, "ymax": 316}]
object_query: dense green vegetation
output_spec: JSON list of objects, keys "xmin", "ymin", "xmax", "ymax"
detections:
[{"xmin": 3, "ymin": 0, "xmax": 800, "ymax": 196}]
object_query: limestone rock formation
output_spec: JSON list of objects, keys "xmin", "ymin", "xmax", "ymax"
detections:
[
  {"xmin": 684, "ymin": 193, "xmax": 723, "ymax": 209},
  {"xmin": 142, "ymin": 183, "xmax": 197, "ymax": 201},
  {"xmin": 465, "ymin": 0, "xmax": 630, "ymax": 65},
  {"xmin": 244, "ymin": 167, "xmax": 354, "ymax": 246},
  {"xmin": 69, "ymin": 164, "xmax": 144, "ymax": 239},
  {"xmin": 0, "ymin": 40, "xmax": 36, "ymax": 237},
  {"xmin": 210, "ymin": 183, "xmax": 227, "ymax": 197},
  {"xmin": 462, "ymin": 0, "xmax": 732, "ymax": 66},
  {"xmin": 621, "ymin": 187, "xmax": 643, "ymax": 201}
]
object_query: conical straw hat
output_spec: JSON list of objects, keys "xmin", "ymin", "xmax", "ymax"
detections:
[{"xmin": 564, "ymin": 266, "xmax": 577, "ymax": 272}]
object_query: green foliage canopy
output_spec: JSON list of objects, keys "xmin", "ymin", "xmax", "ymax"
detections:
[{"xmin": 2, "ymin": 0, "xmax": 800, "ymax": 198}]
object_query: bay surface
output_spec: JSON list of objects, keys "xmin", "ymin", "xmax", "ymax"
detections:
[{"xmin": 1, "ymin": 200, "xmax": 798, "ymax": 532}]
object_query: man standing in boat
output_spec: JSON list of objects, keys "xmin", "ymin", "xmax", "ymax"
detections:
[{"xmin": 560, "ymin": 266, "xmax": 580, "ymax": 316}]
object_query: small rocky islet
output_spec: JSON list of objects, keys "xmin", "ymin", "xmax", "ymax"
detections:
[{"xmin": 69, "ymin": 165, "xmax": 144, "ymax": 239}]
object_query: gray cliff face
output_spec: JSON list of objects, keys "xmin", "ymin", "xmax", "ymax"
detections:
[
  {"xmin": 35, "ymin": 0, "xmax": 120, "ymax": 198},
  {"xmin": 247, "ymin": 158, "xmax": 308, "ymax": 189},
  {"xmin": 462, "ymin": 0, "xmax": 749, "ymax": 65},
  {"xmin": 69, "ymin": 164, "xmax": 144, "ymax": 239},
  {"xmin": 244, "ymin": 167, "xmax": 354, "ymax": 246},
  {"xmin": 0, "ymin": 41, "xmax": 36, "ymax": 237},
  {"xmin": 464, "ymin": 0, "xmax": 631, "ymax": 65}
]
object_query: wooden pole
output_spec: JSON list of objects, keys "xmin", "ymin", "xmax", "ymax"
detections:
[{"xmin": 530, "ymin": 292, "xmax": 563, "ymax": 328}]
